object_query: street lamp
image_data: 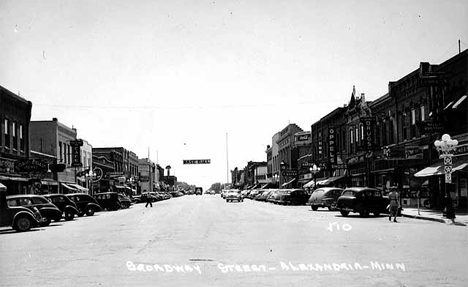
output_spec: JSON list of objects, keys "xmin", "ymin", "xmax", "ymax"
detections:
[
  {"xmin": 85, "ymin": 169, "xmax": 96, "ymax": 196},
  {"xmin": 434, "ymin": 134, "xmax": 458, "ymax": 219},
  {"xmin": 310, "ymin": 164, "xmax": 321, "ymax": 190}
]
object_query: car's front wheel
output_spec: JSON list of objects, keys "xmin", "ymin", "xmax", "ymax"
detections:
[
  {"xmin": 14, "ymin": 215, "xmax": 33, "ymax": 232},
  {"xmin": 311, "ymin": 206, "xmax": 318, "ymax": 211},
  {"xmin": 328, "ymin": 203, "xmax": 337, "ymax": 211},
  {"xmin": 41, "ymin": 217, "xmax": 51, "ymax": 226},
  {"xmin": 359, "ymin": 210, "xmax": 369, "ymax": 217},
  {"xmin": 86, "ymin": 207, "xmax": 95, "ymax": 216},
  {"xmin": 340, "ymin": 211, "xmax": 349, "ymax": 217},
  {"xmin": 64, "ymin": 210, "xmax": 74, "ymax": 221}
]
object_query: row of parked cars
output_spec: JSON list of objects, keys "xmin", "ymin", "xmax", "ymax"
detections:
[
  {"xmin": 1, "ymin": 183, "xmax": 134, "ymax": 232},
  {"xmin": 238, "ymin": 186, "xmax": 391, "ymax": 217}
]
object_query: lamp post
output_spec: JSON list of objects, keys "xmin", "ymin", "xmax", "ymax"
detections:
[
  {"xmin": 85, "ymin": 169, "xmax": 96, "ymax": 196},
  {"xmin": 310, "ymin": 164, "xmax": 321, "ymax": 190},
  {"xmin": 434, "ymin": 134, "xmax": 458, "ymax": 219},
  {"xmin": 280, "ymin": 161, "xmax": 286, "ymax": 189}
]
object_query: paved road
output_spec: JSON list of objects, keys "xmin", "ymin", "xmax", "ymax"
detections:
[{"xmin": 1, "ymin": 195, "xmax": 467, "ymax": 287}]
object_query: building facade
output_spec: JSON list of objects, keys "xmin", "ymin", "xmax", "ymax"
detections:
[{"xmin": 0, "ymin": 86, "xmax": 33, "ymax": 195}]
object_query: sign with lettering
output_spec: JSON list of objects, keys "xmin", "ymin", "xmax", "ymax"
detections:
[
  {"xmin": 183, "ymin": 159, "xmax": 211, "ymax": 164},
  {"xmin": 359, "ymin": 117, "xmax": 375, "ymax": 151},
  {"xmin": 70, "ymin": 139, "xmax": 84, "ymax": 147},
  {"xmin": 405, "ymin": 146, "xmax": 423, "ymax": 159},
  {"xmin": 423, "ymin": 121, "xmax": 444, "ymax": 133},
  {"xmin": 419, "ymin": 76, "xmax": 448, "ymax": 87},
  {"xmin": 281, "ymin": 170, "xmax": 298, "ymax": 177},
  {"xmin": 296, "ymin": 134, "xmax": 310, "ymax": 141},
  {"xmin": 331, "ymin": 164, "xmax": 347, "ymax": 170},
  {"xmin": 328, "ymin": 127, "xmax": 336, "ymax": 164},
  {"xmin": 71, "ymin": 145, "xmax": 82, "ymax": 167},
  {"xmin": 15, "ymin": 159, "xmax": 48, "ymax": 173}
]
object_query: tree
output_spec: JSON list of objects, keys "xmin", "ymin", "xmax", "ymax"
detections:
[{"xmin": 209, "ymin": 182, "xmax": 223, "ymax": 194}]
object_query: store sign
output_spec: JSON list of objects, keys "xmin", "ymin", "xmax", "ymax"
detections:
[
  {"xmin": 281, "ymin": 170, "xmax": 298, "ymax": 177},
  {"xmin": 454, "ymin": 144, "xmax": 468, "ymax": 156},
  {"xmin": 405, "ymin": 146, "xmax": 423, "ymax": 159},
  {"xmin": 139, "ymin": 175, "xmax": 150, "ymax": 182},
  {"xmin": 422, "ymin": 121, "xmax": 444, "ymax": 133},
  {"xmin": 183, "ymin": 159, "xmax": 211, "ymax": 164},
  {"xmin": 331, "ymin": 164, "xmax": 347, "ymax": 169},
  {"xmin": 15, "ymin": 159, "xmax": 48, "ymax": 173},
  {"xmin": 328, "ymin": 127, "xmax": 336, "ymax": 164},
  {"xmin": 419, "ymin": 76, "xmax": 448, "ymax": 87},
  {"xmin": 359, "ymin": 117, "xmax": 375, "ymax": 151},
  {"xmin": 296, "ymin": 134, "xmax": 310, "ymax": 141},
  {"xmin": 0, "ymin": 158, "xmax": 16, "ymax": 173}
]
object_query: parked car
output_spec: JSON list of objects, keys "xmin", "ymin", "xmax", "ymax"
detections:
[
  {"xmin": 336, "ymin": 187, "xmax": 390, "ymax": 217},
  {"xmin": 277, "ymin": 189, "xmax": 310, "ymax": 205},
  {"xmin": 94, "ymin": 192, "xmax": 122, "ymax": 211},
  {"xmin": 0, "ymin": 183, "xmax": 43, "ymax": 232},
  {"xmin": 43, "ymin": 194, "xmax": 80, "ymax": 220},
  {"xmin": 66, "ymin": 193, "xmax": 103, "ymax": 216},
  {"xmin": 257, "ymin": 190, "xmax": 275, "ymax": 202},
  {"xmin": 307, "ymin": 187, "xmax": 344, "ymax": 211},
  {"xmin": 225, "ymin": 190, "xmax": 243, "ymax": 202},
  {"xmin": 7, "ymin": 194, "xmax": 63, "ymax": 226},
  {"xmin": 118, "ymin": 194, "xmax": 132, "ymax": 208},
  {"xmin": 248, "ymin": 189, "xmax": 261, "ymax": 199},
  {"xmin": 266, "ymin": 190, "xmax": 283, "ymax": 204}
]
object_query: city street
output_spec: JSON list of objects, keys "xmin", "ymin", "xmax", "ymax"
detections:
[{"xmin": 1, "ymin": 195, "xmax": 467, "ymax": 287}]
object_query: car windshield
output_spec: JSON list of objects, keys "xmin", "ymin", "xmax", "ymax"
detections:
[{"xmin": 342, "ymin": 190, "xmax": 355, "ymax": 196}]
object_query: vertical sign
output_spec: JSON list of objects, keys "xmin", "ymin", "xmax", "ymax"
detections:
[
  {"xmin": 70, "ymin": 140, "xmax": 83, "ymax": 167},
  {"xmin": 360, "ymin": 117, "xmax": 375, "ymax": 151},
  {"xmin": 328, "ymin": 127, "xmax": 336, "ymax": 164}
]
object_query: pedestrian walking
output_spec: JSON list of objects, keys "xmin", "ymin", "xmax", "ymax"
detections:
[
  {"xmin": 145, "ymin": 190, "xmax": 153, "ymax": 208},
  {"xmin": 388, "ymin": 187, "xmax": 400, "ymax": 222}
]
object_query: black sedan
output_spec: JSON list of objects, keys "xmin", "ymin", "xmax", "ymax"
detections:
[
  {"xmin": 7, "ymin": 195, "xmax": 63, "ymax": 226},
  {"xmin": 336, "ymin": 187, "xmax": 389, "ymax": 217},
  {"xmin": 43, "ymin": 194, "xmax": 80, "ymax": 221},
  {"xmin": 307, "ymin": 187, "xmax": 344, "ymax": 211},
  {"xmin": 277, "ymin": 189, "xmax": 310, "ymax": 205},
  {"xmin": 66, "ymin": 193, "xmax": 103, "ymax": 216}
]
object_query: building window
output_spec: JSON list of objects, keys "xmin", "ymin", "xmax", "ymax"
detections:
[
  {"xmin": 350, "ymin": 129, "xmax": 354, "ymax": 144},
  {"xmin": 4, "ymin": 119, "xmax": 10, "ymax": 149},
  {"xmin": 420, "ymin": 105, "xmax": 425, "ymax": 121},
  {"xmin": 59, "ymin": 142, "xmax": 63, "ymax": 162},
  {"xmin": 360, "ymin": 124, "xmax": 364, "ymax": 141},
  {"xmin": 12, "ymin": 122, "xmax": 18, "ymax": 150},
  {"xmin": 389, "ymin": 120, "xmax": 394, "ymax": 144},
  {"xmin": 68, "ymin": 145, "xmax": 71, "ymax": 164},
  {"xmin": 411, "ymin": 109, "xmax": 416, "ymax": 125},
  {"xmin": 19, "ymin": 124, "xmax": 24, "ymax": 151},
  {"xmin": 355, "ymin": 127, "xmax": 359, "ymax": 142}
]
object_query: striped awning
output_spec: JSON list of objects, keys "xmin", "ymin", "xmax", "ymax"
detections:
[{"xmin": 414, "ymin": 161, "xmax": 468, "ymax": 177}]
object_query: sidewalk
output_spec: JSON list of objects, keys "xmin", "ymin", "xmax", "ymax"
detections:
[{"xmin": 400, "ymin": 207, "xmax": 468, "ymax": 226}]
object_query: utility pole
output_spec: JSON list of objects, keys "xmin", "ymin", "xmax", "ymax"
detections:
[{"xmin": 226, "ymin": 133, "xmax": 229, "ymax": 185}]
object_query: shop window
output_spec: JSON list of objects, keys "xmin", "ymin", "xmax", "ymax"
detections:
[
  {"xmin": 59, "ymin": 142, "xmax": 63, "ymax": 162},
  {"xmin": 420, "ymin": 105, "xmax": 425, "ymax": 121}
]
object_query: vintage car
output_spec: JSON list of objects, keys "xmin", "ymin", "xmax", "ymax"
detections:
[
  {"xmin": 1, "ymin": 183, "xmax": 43, "ymax": 232},
  {"xmin": 225, "ymin": 190, "xmax": 243, "ymax": 202},
  {"xmin": 94, "ymin": 192, "xmax": 122, "ymax": 211},
  {"xmin": 66, "ymin": 193, "xmax": 103, "ymax": 216},
  {"xmin": 43, "ymin": 194, "xmax": 80, "ymax": 220},
  {"xmin": 277, "ymin": 189, "xmax": 310, "ymax": 205},
  {"xmin": 336, "ymin": 187, "xmax": 389, "ymax": 217},
  {"xmin": 307, "ymin": 187, "xmax": 344, "ymax": 211},
  {"xmin": 7, "ymin": 194, "xmax": 63, "ymax": 226},
  {"xmin": 118, "ymin": 194, "xmax": 132, "ymax": 208}
]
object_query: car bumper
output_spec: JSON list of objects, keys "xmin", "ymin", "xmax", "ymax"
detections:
[{"xmin": 338, "ymin": 207, "xmax": 354, "ymax": 212}]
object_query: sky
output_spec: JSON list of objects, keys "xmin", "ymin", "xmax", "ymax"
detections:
[{"xmin": 1, "ymin": 0, "xmax": 467, "ymax": 190}]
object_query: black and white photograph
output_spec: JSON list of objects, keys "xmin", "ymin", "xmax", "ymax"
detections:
[{"xmin": 1, "ymin": 0, "xmax": 467, "ymax": 286}]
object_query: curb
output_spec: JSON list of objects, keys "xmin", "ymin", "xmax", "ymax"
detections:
[{"xmin": 401, "ymin": 213, "xmax": 467, "ymax": 226}]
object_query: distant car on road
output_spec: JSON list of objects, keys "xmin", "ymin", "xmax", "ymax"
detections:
[
  {"xmin": 118, "ymin": 194, "xmax": 132, "ymax": 208},
  {"xmin": 43, "ymin": 194, "xmax": 80, "ymax": 220},
  {"xmin": 94, "ymin": 192, "xmax": 121, "ymax": 211},
  {"xmin": 7, "ymin": 194, "xmax": 63, "ymax": 226},
  {"xmin": 225, "ymin": 190, "xmax": 243, "ymax": 203},
  {"xmin": 1, "ymin": 183, "xmax": 43, "ymax": 232},
  {"xmin": 195, "ymin": 187, "xmax": 203, "ymax": 196},
  {"xmin": 66, "ymin": 193, "xmax": 102, "ymax": 216},
  {"xmin": 277, "ymin": 189, "xmax": 310, "ymax": 205},
  {"xmin": 336, "ymin": 187, "xmax": 389, "ymax": 217},
  {"xmin": 307, "ymin": 187, "xmax": 344, "ymax": 211}
]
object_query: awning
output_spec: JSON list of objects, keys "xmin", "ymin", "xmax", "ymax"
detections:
[
  {"xmin": 68, "ymin": 183, "xmax": 89, "ymax": 192},
  {"xmin": 61, "ymin": 183, "xmax": 79, "ymax": 192},
  {"xmin": 114, "ymin": 185, "xmax": 126, "ymax": 190},
  {"xmin": 0, "ymin": 175, "xmax": 28, "ymax": 182},
  {"xmin": 281, "ymin": 178, "xmax": 296, "ymax": 187},
  {"xmin": 316, "ymin": 175, "xmax": 345, "ymax": 186},
  {"xmin": 41, "ymin": 180, "xmax": 58, "ymax": 186},
  {"xmin": 303, "ymin": 180, "xmax": 315, "ymax": 188},
  {"xmin": 414, "ymin": 161, "xmax": 468, "ymax": 177}
]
